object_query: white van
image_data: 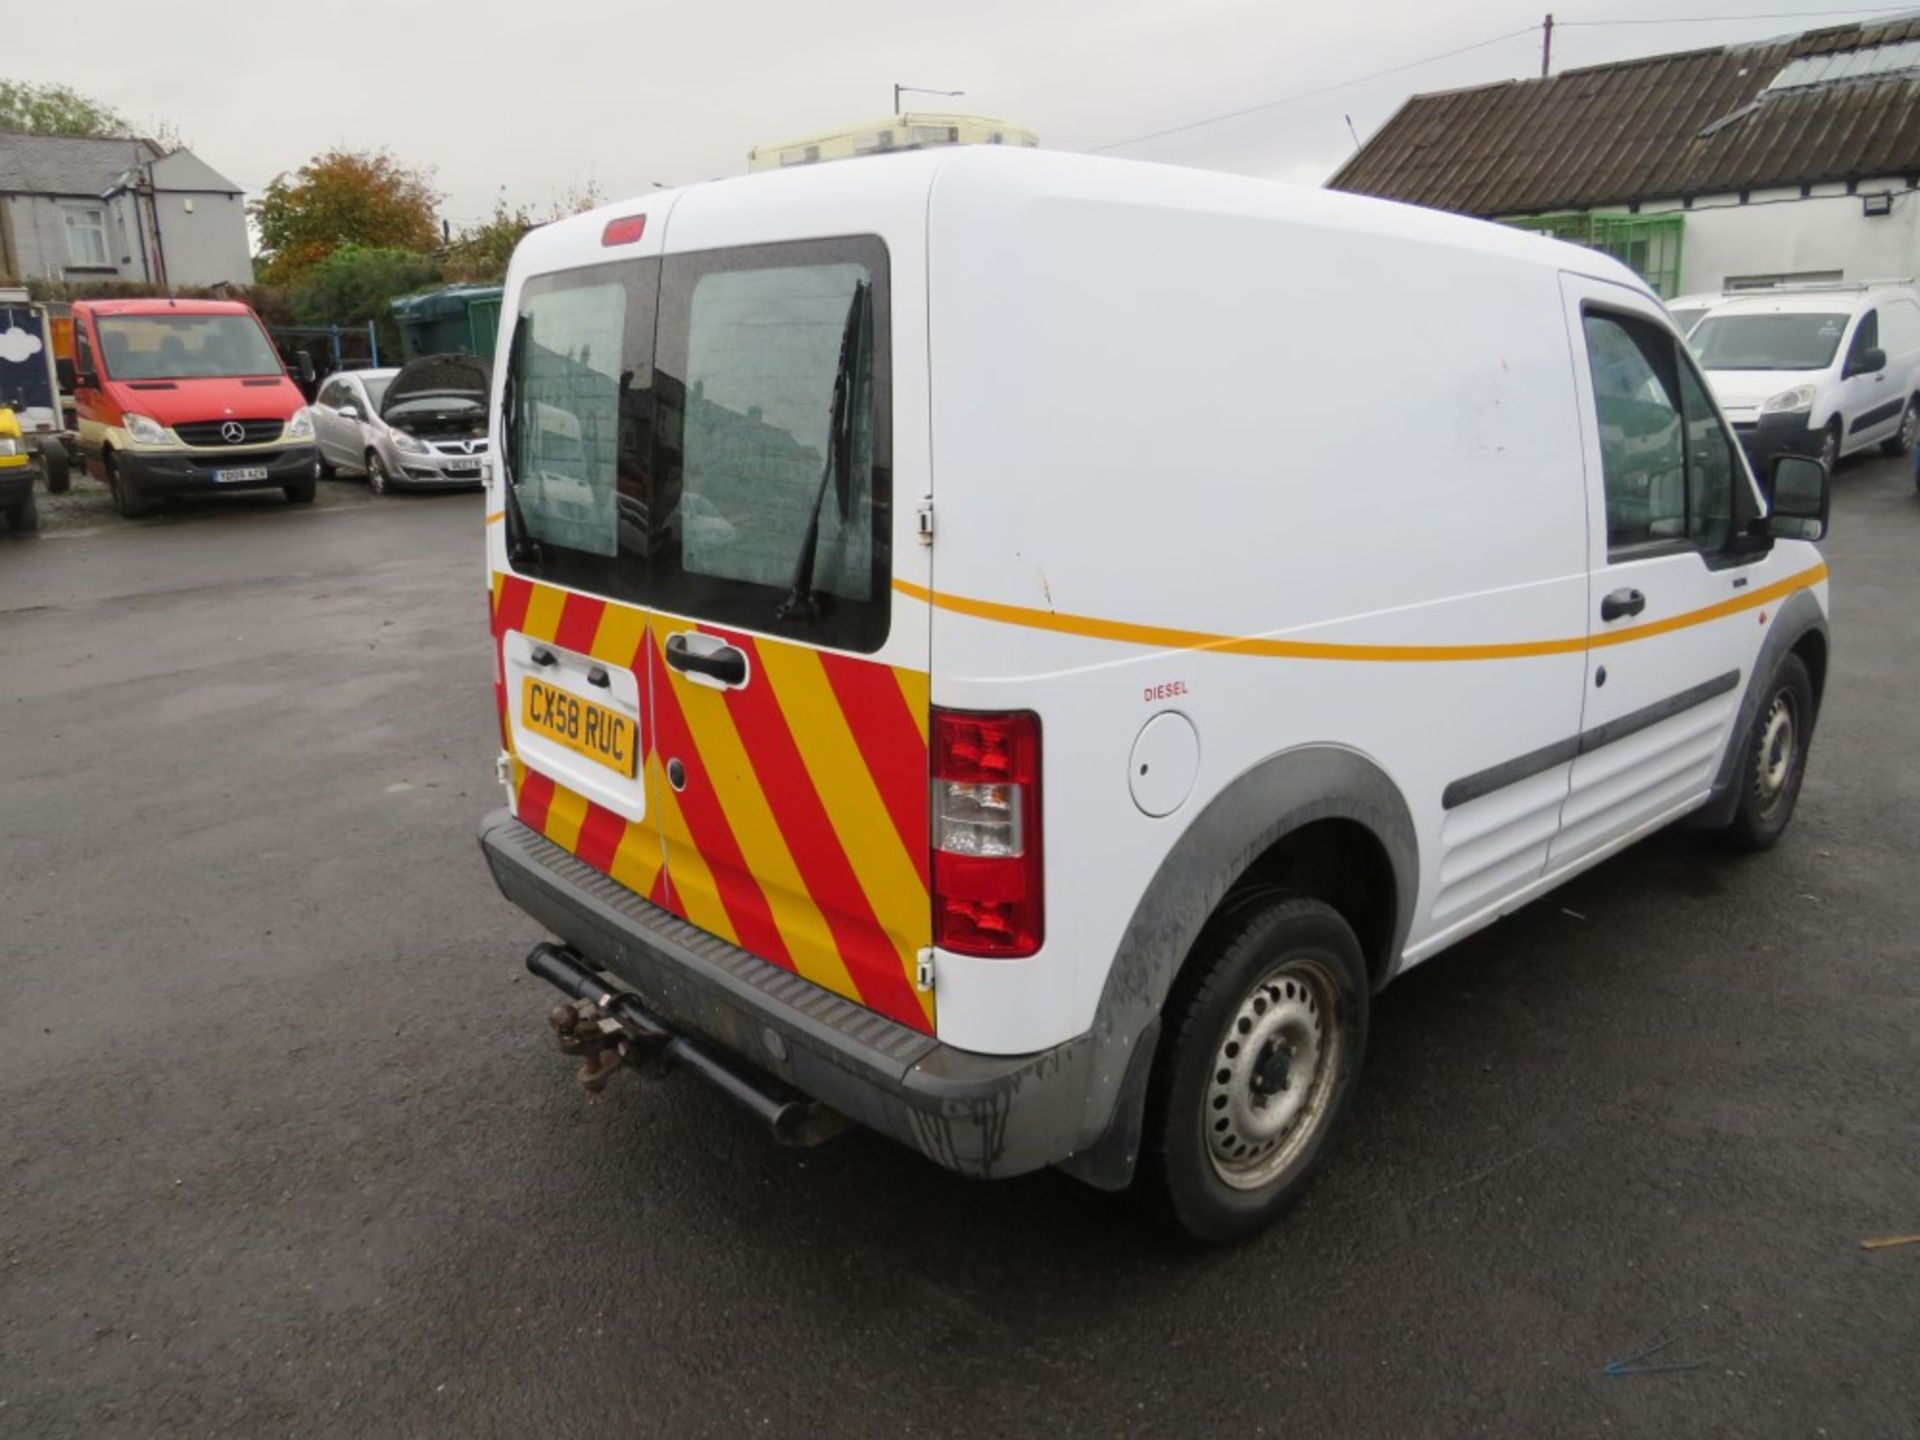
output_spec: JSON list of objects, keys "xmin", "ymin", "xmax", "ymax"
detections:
[
  {"xmin": 1687, "ymin": 283, "xmax": 1920, "ymax": 472},
  {"xmin": 478, "ymin": 149, "xmax": 1834, "ymax": 1241}
]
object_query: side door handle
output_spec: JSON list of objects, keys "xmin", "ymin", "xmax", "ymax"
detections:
[
  {"xmin": 664, "ymin": 632, "xmax": 748, "ymax": 686},
  {"xmin": 1600, "ymin": 587, "xmax": 1646, "ymax": 622}
]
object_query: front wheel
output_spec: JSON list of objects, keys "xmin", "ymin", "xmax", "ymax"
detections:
[
  {"xmin": 7, "ymin": 491, "xmax": 39, "ymax": 532},
  {"xmin": 1817, "ymin": 421, "xmax": 1842, "ymax": 473},
  {"xmin": 105, "ymin": 450, "xmax": 150, "ymax": 519},
  {"xmin": 1882, "ymin": 397, "xmax": 1920, "ymax": 458},
  {"xmin": 284, "ymin": 470, "xmax": 317, "ymax": 504},
  {"xmin": 1137, "ymin": 892, "xmax": 1369, "ymax": 1243},
  {"xmin": 366, "ymin": 450, "xmax": 391, "ymax": 496},
  {"xmin": 1718, "ymin": 654, "xmax": 1815, "ymax": 852},
  {"xmin": 41, "ymin": 438, "xmax": 71, "ymax": 494}
]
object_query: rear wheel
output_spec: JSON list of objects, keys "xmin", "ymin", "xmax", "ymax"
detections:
[
  {"xmin": 41, "ymin": 438, "xmax": 71, "ymax": 494},
  {"xmin": 105, "ymin": 450, "xmax": 150, "ymax": 519},
  {"xmin": 7, "ymin": 491, "xmax": 39, "ymax": 532},
  {"xmin": 1882, "ymin": 397, "xmax": 1920, "ymax": 457},
  {"xmin": 366, "ymin": 450, "xmax": 391, "ymax": 496},
  {"xmin": 1718, "ymin": 654, "xmax": 1815, "ymax": 852},
  {"xmin": 1138, "ymin": 891, "xmax": 1369, "ymax": 1243}
]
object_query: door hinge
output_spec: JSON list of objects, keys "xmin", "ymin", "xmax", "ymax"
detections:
[
  {"xmin": 915, "ymin": 498, "xmax": 934, "ymax": 546},
  {"xmin": 915, "ymin": 947, "xmax": 936, "ymax": 993}
]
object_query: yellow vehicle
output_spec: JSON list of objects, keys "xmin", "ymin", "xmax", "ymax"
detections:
[
  {"xmin": 747, "ymin": 112, "xmax": 1037, "ymax": 172},
  {"xmin": 0, "ymin": 406, "xmax": 41, "ymax": 532}
]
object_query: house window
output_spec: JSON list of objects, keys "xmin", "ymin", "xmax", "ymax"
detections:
[
  {"xmin": 1503, "ymin": 212, "xmax": 1685, "ymax": 299},
  {"xmin": 64, "ymin": 205, "xmax": 110, "ymax": 267}
]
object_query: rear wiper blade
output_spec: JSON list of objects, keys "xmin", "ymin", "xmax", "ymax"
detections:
[{"xmin": 778, "ymin": 280, "xmax": 869, "ymax": 623}]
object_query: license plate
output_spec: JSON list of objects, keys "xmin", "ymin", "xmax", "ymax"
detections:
[
  {"xmin": 521, "ymin": 676, "xmax": 637, "ymax": 777},
  {"xmin": 215, "ymin": 466, "xmax": 269, "ymax": 484},
  {"xmin": 445, "ymin": 462, "xmax": 481, "ymax": 477}
]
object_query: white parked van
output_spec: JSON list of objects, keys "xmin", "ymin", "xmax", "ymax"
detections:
[
  {"xmin": 478, "ymin": 149, "xmax": 1834, "ymax": 1241},
  {"xmin": 1688, "ymin": 283, "xmax": 1920, "ymax": 472}
]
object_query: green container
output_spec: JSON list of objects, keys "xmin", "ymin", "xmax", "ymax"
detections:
[{"xmin": 390, "ymin": 284, "xmax": 506, "ymax": 362}]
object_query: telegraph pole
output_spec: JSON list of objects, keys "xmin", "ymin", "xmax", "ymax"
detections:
[{"xmin": 1541, "ymin": 13, "xmax": 1554, "ymax": 77}]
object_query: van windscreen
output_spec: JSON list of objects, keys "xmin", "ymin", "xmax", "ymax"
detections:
[
  {"xmin": 96, "ymin": 314, "xmax": 282, "ymax": 380},
  {"xmin": 502, "ymin": 235, "xmax": 892, "ymax": 654},
  {"xmin": 1688, "ymin": 312, "xmax": 1848, "ymax": 371}
]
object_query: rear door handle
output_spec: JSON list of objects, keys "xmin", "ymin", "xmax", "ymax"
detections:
[
  {"xmin": 664, "ymin": 632, "xmax": 748, "ymax": 686},
  {"xmin": 1600, "ymin": 587, "xmax": 1646, "ymax": 622}
]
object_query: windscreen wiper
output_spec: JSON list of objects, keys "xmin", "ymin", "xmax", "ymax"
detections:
[
  {"xmin": 777, "ymin": 280, "xmax": 869, "ymax": 623},
  {"xmin": 498, "ymin": 318, "xmax": 541, "ymax": 567}
]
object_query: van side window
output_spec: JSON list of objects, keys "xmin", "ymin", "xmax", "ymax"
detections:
[
  {"xmin": 1846, "ymin": 309, "xmax": 1879, "ymax": 372},
  {"xmin": 74, "ymin": 324, "xmax": 94, "ymax": 380},
  {"xmin": 1583, "ymin": 312, "xmax": 1687, "ymax": 551},
  {"xmin": 1676, "ymin": 360, "xmax": 1735, "ymax": 552}
]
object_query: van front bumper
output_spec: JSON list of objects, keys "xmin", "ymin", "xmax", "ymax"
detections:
[
  {"xmin": 118, "ymin": 444, "xmax": 318, "ymax": 496},
  {"xmin": 478, "ymin": 809, "xmax": 1096, "ymax": 1179}
]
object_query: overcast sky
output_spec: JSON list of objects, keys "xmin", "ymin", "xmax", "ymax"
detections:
[{"xmin": 38, "ymin": 1, "xmax": 1916, "ymax": 230}]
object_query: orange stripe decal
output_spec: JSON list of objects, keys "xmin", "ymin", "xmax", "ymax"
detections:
[{"xmin": 892, "ymin": 562, "xmax": 1829, "ymax": 663}]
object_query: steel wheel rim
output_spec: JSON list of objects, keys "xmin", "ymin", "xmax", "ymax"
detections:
[
  {"xmin": 1753, "ymin": 689, "xmax": 1798, "ymax": 817},
  {"xmin": 1204, "ymin": 956, "xmax": 1343, "ymax": 1190},
  {"xmin": 1820, "ymin": 429, "xmax": 1839, "ymax": 470},
  {"xmin": 1903, "ymin": 403, "xmax": 1919, "ymax": 451},
  {"xmin": 368, "ymin": 455, "xmax": 387, "ymax": 494}
]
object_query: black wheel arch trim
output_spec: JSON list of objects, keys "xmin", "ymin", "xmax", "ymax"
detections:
[
  {"xmin": 1692, "ymin": 587, "xmax": 1828, "ymax": 831},
  {"xmin": 1057, "ymin": 745, "xmax": 1417, "ymax": 1191}
]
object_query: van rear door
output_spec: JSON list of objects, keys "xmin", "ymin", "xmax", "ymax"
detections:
[{"xmin": 641, "ymin": 233, "xmax": 935, "ymax": 1035}]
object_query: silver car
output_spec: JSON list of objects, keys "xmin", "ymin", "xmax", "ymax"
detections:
[{"xmin": 310, "ymin": 356, "xmax": 490, "ymax": 493}]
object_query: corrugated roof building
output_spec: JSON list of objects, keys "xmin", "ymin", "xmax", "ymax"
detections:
[{"xmin": 1329, "ymin": 15, "xmax": 1920, "ymax": 298}]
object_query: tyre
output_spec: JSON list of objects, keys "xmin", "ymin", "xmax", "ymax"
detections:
[
  {"xmin": 105, "ymin": 450, "xmax": 150, "ymax": 519},
  {"xmin": 284, "ymin": 470, "xmax": 317, "ymax": 504},
  {"xmin": 366, "ymin": 450, "xmax": 391, "ymax": 496},
  {"xmin": 41, "ymin": 438, "xmax": 71, "ymax": 494},
  {"xmin": 1718, "ymin": 654, "xmax": 1816, "ymax": 852},
  {"xmin": 1882, "ymin": 397, "xmax": 1920, "ymax": 458},
  {"xmin": 317, "ymin": 450, "xmax": 337, "ymax": 480},
  {"xmin": 7, "ymin": 491, "xmax": 39, "ymax": 532},
  {"xmin": 1137, "ymin": 891, "xmax": 1369, "ymax": 1243},
  {"xmin": 1817, "ymin": 420, "xmax": 1841, "ymax": 473}
]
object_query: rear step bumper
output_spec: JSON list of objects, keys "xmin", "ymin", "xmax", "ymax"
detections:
[{"xmin": 478, "ymin": 810, "xmax": 1098, "ymax": 1179}]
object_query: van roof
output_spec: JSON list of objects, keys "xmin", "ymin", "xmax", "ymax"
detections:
[
  {"xmin": 533, "ymin": 146, "xmax": 1646, "ymax": 294},
  {"xmin": 1706, "ymin": 287, "xmax": 1914, "ymax": 317},
  {"xmin": 74, "ymin": 297, "xmax": 257, "ymax": 317}
]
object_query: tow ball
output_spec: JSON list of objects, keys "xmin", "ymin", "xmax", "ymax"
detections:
[{"xmin": 548, "ymin": 998, "xmax": 663, "ymax": 1097}]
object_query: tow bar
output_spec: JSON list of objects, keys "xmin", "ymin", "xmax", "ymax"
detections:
[{"xmin": 526, "ymin": 942, "xmax": 851, "ymax": 1147}]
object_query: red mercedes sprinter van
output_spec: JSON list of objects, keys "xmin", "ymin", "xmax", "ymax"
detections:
[{"xmin": 64, "ymin": 298, "xmax": 319, "ymax": 517}]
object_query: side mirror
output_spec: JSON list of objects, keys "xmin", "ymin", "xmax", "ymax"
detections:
[
  {"xmin": 1762, "ymin": 453, "xmax": 1830, "ymax": 541},
  {"xmin": 1848, "ymin": 345, "xmax": 1887, "ymax": 378},
  {"xmin": 337, "ymin": 404, "xmax": 359, "ymax": 421},
  {"xmin": 295, "ymin": 349, "xmax": 316, "ymax": 384},
  {"xmin": 55, "ymin": 357, "xmax": 76, "ymax": 392}
]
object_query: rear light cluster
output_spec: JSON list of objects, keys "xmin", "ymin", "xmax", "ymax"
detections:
[{"xmin": 931, "ymin": 708, "xmax": 1042, "ymax": 958}]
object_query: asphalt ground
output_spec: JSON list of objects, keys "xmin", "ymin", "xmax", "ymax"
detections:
[{"xmin": 2, "ymin": 459, "xmax": 1916, "ymax": 1438}]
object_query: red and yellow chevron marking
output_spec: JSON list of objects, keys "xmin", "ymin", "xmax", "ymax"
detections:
[{"xmin": 489, "ymin": 572, "xmax": 933, "ymax": 1034}]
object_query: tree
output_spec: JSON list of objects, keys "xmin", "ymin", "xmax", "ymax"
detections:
[
  {"xmin": 287, "ymin": 245, "xmax": 444, "ymax": 362},
  {"xmin": 252, "ymin": 148, "xmax": 441, "ymax": 288},
  {"xmin": 443, "ymin": 199, "xmax": 537, "ymax": 284},
  {"xmin": 443, "ymin": 181, "xmax": 607, "ymax": 284},
  {"xmin": 0, "ymin": 79, "xmax": 134, "ymax": 138}
]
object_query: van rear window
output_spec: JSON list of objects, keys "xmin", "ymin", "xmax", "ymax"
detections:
[{"xmin": 502, "ymin": 236, "xmax": 892, "ymax": 654}]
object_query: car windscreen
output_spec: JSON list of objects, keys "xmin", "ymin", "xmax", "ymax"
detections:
[
  {"xmin": 359, "ymin": 375, "xmax": 393, "ymax": 409},
  {"xmin": 1666, "ymin": 306, "xmax": 1707, "ymax": 336},
  {"xmin": 96, "ymin": 314, "xmax": 282, "ymax": 380},
  {"xmin": 1688, "ymin": 312, "xmax": 1848, "ymax": 371}
]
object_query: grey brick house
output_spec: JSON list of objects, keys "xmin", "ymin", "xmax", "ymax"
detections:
[{"xmin": 0, "ymin": 132, "xmax": 252, "ymax": 289}]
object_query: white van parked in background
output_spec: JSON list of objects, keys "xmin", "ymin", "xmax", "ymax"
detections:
[
  {"xmin": 479, "ymin": 148, "xmax": 1834, "ymax": 1242},
  {"xmin": 1688, "ymin": 283, "xmax": 1920, "ymax": 472}
]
